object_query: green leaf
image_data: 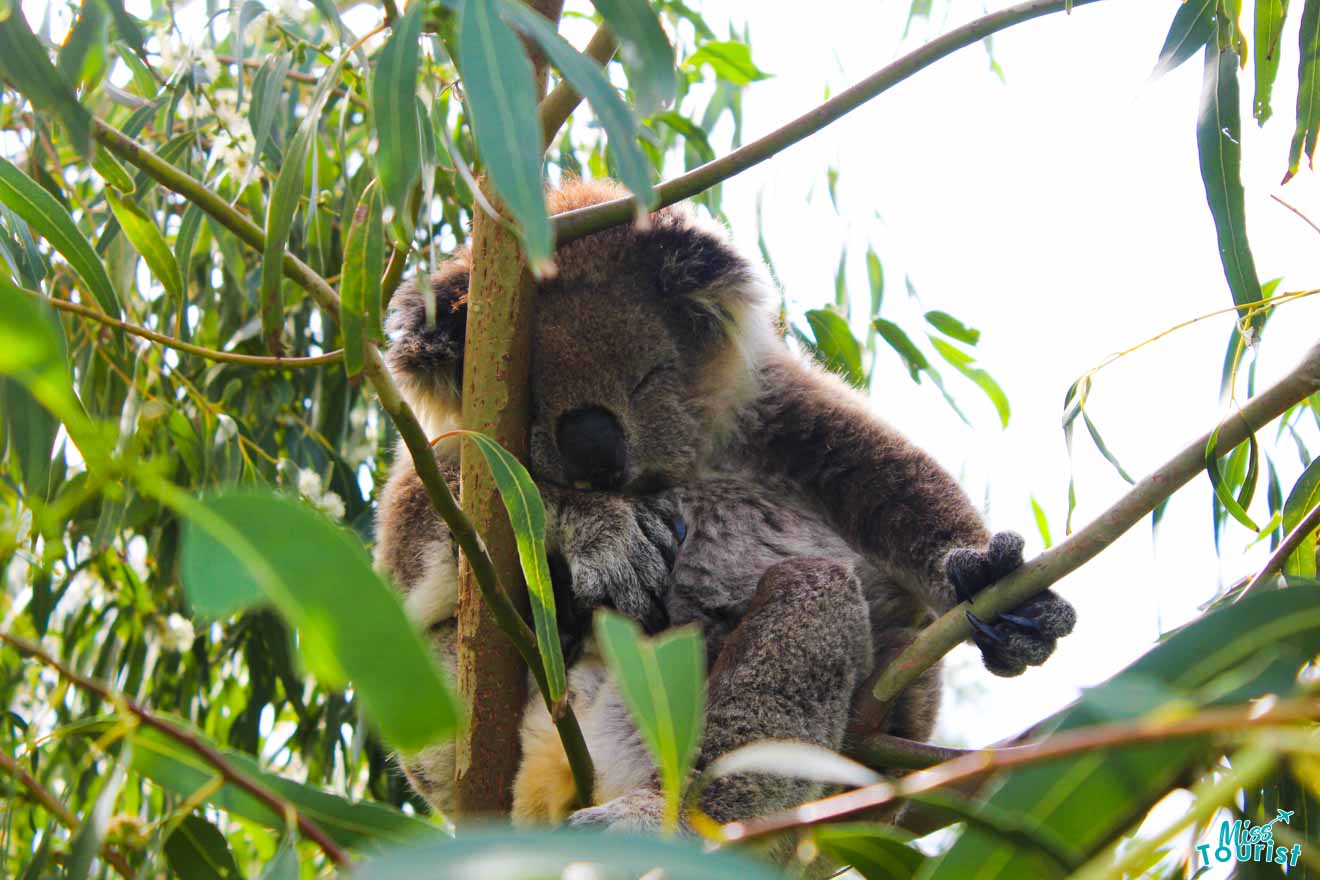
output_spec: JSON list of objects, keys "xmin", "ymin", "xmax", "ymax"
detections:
[
  {"xmin": 589, "ymin": 0, "xmax": 677, "ymax": 113},
  {"xmin": 178, "ymin": 491, "xmax": 463, "ymax": 750},
  {"xmin": 66, "ymin": 743, "xmax": 130, "ymax": 880},
  {"xmin": 371, "ymin": 0, "xmax": 423, "ymax": 241},
  {"xmin": 652, "ymin": 112, "xmax": 716, "ymax": 164},
  {"xmin": 684, "ymin": 40, "xmax": 771, "ymax": 86},
  {"xmin": 813, "ymin": 823, "xmax": 926, "ymax": 880},
  {"xmin": 1197, "ymin": 40, "xmax": 1265, "ymax": 329},
  {"xmin": 0, "ymin": 157, "xmax": 121, "ymax": 319},
  {"xmin": 258, "ymin": 835, "xmax": 300, "ymax": 880},
  {"xmin": 1153, "ymin": 0, "xmax": 1215, "ymax": 76},
  {"xmin": 927, "ymin": 586, "xmax": 1320, "ymax": 878},
  {"xmin": 106, "ymin": 190, "xmax": 184, "ymax": 304},
  {"xmin": 500, "ymin": 0, "xmax": 656, "ymax": 211},
  {"xmin": 595, "ymin": 612, "xmax": 705, "ymax": 832},
  {"xmin": 451, "ymin": 430, "xmax": 567, "ymax": 703},
  {"xmin": 457, "ymin": 0, "xmax": 552, "ymax": 271},
  {"xmin": 249, "ymin": 52, "xmax": 293, "ymax": 164},
  {"xmin": 339, "ymin": 181, "xmax": 385, "ymax": 378},
  {"xmin": 58, "ymin": 0, "xmax": 110, "ymax": 92},
  {"xmin": 834, "ymin": 247, "xmax": 848, "ymax": 314},
  {"xmin": 805, "ymin": 308, "xmax": 864, "ymax": 387},
  {"xmin": 102, "ymin": 0, "xmax": 148, "ymax": 58},
  {"xmin": 1205, "ymin": 427, "xmax": 1261, "ymax": 532},
  {"xmin": 925, "ymin": 310, "xmax": 980, "ymax": 345},
  {"xmin": 164, "ymin": 814, "xmax": 243, "ymax": 880},
  {"xmin": 260, "ymin": 50, "xmax": 351, "ymax": 353},
  {"xmin": 1030, "ymin": 495, "xmax": 1052, "ymax": 549},
  {"xmin": 354, "ymin": 828, "xmax": 782, "ymax": 880},
  {"xmin": 1282, "ymin": 457, "xmax": 1320, "ymax": 578},
  {"xmin": 1254, "ymin": 0, "xmax": 1290, "ymax": 123},
  {"xmin": 174, "ymin": 202, "xmax": 204, "ymax": 293},
  {"xmin": 1081, "ymin": 411, "xmax": 1133, "ymax": 483},
  {"xmin": 70, "ymin": 719, "xmax": 441, "ymax": 849},
  {"xmin": 929, "ymin": 336, "xmax": 1010, "ymax": 427},
  {"xmin": 1284, "ymin": 0, "xmax": 1320, "ymax": 181},
  {"xmin": 92, "ymin": 149, "xmax": 135, "ymax": 194},
  {"xmin": 0, "ymin": 377, "xmax": 60, "ymax": 501},
  {"xmin": 872, "ymin": 317, "xmax": 929, "ymax": 382},
  {"xmin": 0, "ymin": 7, "xmax": 93, "ymax": 156},
  {"xmin": 866, "ymin": 247, "xmax": 884, "ymax": 316}
]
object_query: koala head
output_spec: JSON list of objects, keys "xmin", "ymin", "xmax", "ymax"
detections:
[{"xmin": 385, "ymin": 179, "xmax": 776, "ymax": 492}]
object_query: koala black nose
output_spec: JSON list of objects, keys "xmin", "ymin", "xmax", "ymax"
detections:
[{"xmin": 557, "ymin": 406, "xmax": 627, "ymax": 490}]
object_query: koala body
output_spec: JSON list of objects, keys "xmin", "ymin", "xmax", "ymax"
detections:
[{"xmin": 375, "ymin": 179, "xmax": 1076, "ymax": 830}]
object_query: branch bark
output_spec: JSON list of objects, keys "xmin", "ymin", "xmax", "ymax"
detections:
[
  {"xmin": 453, "ymin": 1, "xmax": 572, "ymax": 817},
  {"xmin": 857, "ymin": 341, "xmax": 1320, "ymax": 730},
  {"xmin": 551, "ymin": 0, "xmax": 1103, "ymax": 245},
  {"xmin": 723, "ymin": 696, "xmax": 1320, "ymax": 842}
]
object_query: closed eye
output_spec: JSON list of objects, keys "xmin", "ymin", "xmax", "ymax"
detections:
[{"xmin": 630, "ymin": 362, "xmax": 675, "ymax": 397}]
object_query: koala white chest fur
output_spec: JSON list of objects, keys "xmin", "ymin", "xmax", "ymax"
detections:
[{"xmin": 374, "ymin": 179, "xmax": 1076, "ymax": 830}]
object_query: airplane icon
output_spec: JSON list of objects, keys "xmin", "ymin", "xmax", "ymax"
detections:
[{"xmin": 1276, "ymin": 809, "xmax": 1294, "ymax": 825}]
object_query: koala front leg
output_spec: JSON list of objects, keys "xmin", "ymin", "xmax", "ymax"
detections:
[
  {"xmin": 541, "ymin": 486, "xmax": 685, "ymax": 635},
  {"xmin": 569, "ymin": 557, "xmax": 873, "ymax": 832}
]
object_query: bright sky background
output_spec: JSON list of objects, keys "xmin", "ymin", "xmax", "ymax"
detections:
[{"xmin": 686, "ymin": 0, "xmax": 1320, "ymax": 747}]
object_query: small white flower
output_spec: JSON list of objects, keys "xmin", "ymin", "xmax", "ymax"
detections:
[
  {"xmin": 196, "ymin": 48, "xmax": 222, "ymax": 81},
  {"xmin": 212, "ymin": 128, "xmax": 258, "ymax": 184},
  {"xmin": 297, "ymin": 468, "xmax": 323, "ymax": 500},
  {"xmin": 315, "ymin": 491, "xmax": 346, "ymax": 521},
  {"xmin": 160, "ymin": 614, "xmax": 196, "ymax": 652}
]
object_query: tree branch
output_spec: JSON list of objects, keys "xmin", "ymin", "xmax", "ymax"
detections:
[
  {"xmin": 857, "ymin": 342, "xmax": 1320, "ymax": 729},
  {"xmin": 29, "ymin": 286, "xmax": 342, "ymax": 367},
  {"xmin": 1235, "ymin": 495, "xmax": 1320, "ymax": 602},
  {"xmin": 0, "ymin": 632, "xmax": 350, "ymax": 867},
  {"xmin": 539, "ymin": 24, "xmax": 619, "ymax": 149},
  {"xmin": 722, "ymin": 696, "xmax": 1320, "ymax": 842},
  {"xmin": 552, "ymin": 0, "xmax": 1103, "ymax": 245},
  {"xmin": 0, "ymin": 750, "xmax": 136, "ymax": 878}
]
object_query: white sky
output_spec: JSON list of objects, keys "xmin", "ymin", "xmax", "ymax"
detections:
[{"xmin": 693, "ymin": 0, "xmax": 1320, "ymax": 746}]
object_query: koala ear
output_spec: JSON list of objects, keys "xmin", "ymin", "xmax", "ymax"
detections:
[
  {"xmin": 385, "ymin": 260, "xmax": 470, "ymax": 422},
  {"xmin": 642, "ymin": 210, "xmax": 769, "ymax": 343}
]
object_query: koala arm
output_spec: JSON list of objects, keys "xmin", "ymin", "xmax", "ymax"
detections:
[{"xmin": 746, "ymin": 351, "xmax": 990, "ymax": 613}]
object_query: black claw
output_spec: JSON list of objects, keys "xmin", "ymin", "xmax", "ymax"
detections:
[
  {"xmin": 1000, "ymin": 612, "xmax": 1041, "ymax": 633},
  {"xmin": 966, "ymin": 610, "xmax": 1002, "ymax": 644},
  {"xmin": 673, "ymin": 515, "xmax": 687, "ymax": 544}
]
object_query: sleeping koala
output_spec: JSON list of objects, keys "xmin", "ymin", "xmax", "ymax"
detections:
[{"xmin": 374, "ymin": 179, "xmax": 1076, "ymax": 829}]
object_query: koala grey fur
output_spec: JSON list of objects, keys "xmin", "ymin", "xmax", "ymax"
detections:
[{"xmin": 374, "ymin": 178, "xmax": 1076, "ymax": 832}]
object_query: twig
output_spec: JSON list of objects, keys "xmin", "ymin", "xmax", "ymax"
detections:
[
  {"xmin": 29, "ymin": 287, "xmax": 342, "ymax": 367},
  {"xmin": 1235, "ymin": 497, "xmax": 1320, "ymax": 602},
  {"xmin": 551, "ymin": 0, "xmax": 1104, "ymax": 244},
  {"xmin": 215, "ymin": 54, "xmax": 370, "ymax": 108},
  {"xmin": 538, "ymin": 24, "xmax": 619, "ymax": 149},
  {"xmin": 0, "ymin": 750, "xmax": 136, "ymax": 878},
  {"xmin": 857, "ymin": 341, "xmax": 1320, "ymax": 729},
  {"xmin": 851, "ymin": 734, "xmax": 971, "ymax": 770},
  {"xmin": 0, "ymin": 632, "xmax": 351, "ymax": 867},
  {"xmin": 381, "ymin": 244, "xmax": 408, "ymax": 307},
  {"xmin": 1271, "ymin": 193, "xmax": 1320, "ymax": 237},
  {"xmin": 722, "ymin": 696, "xmax": 1320, "ymax": 842}
]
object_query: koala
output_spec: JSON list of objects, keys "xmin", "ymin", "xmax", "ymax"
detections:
[{"xmin": 374, "ymin": 178, "xmax": 1076, "ymax": 832}]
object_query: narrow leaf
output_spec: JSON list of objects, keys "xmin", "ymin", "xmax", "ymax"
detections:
[
  {"xmin": 805, "ymin": 308, "xmax": 864, "ymax": 387},
  {"xmin": 1282, "ymin": 458, "xmax": 1320, "ymax": 577},
  {"xmin": 1254, "ymin": 0, "xmax": 1290, "ymax": 123},
  {"xmin": 106, "ymin": 190, "xmax": 184, "ymax": 304},
  {"xmin": 0, "ymin": 7, "xmax": 93, "ymax": 155},
  {"xmin": 1030, "ymin": 495, "xmax": 1052, "ymax": 549},
  {"xmin": 1284, "ymin": 0, "xmax": 1320, "ymax": 181},
  {"xmin": 1153, "ymin": 0, "xmax": 1215, "ymax": 76},
  {"xmin": 0, "ymin": 157, "xmax": 121, "ymax": 319},
  {"xmin": 164, "ymin": 814, "xmax": 243, "ymax": 880},
  {"xmin": 179, "ymin": 491, "xmax": 463, "ymax": 749},
  {"xmin": 371, "ymin": 0, "xmax": 424, "ymax": 240},
  {"xmin": 684, "ymin": 40, "xmax": 771, "ymax": 86},
  {"xmin": 457, "ymin": 0, "xmax": 552, "ymax": 270},
  {"xmin": 1205, "ymin": 427, "xmax": 1261, "ymax": 532},
  {"xmin": 249, "ymin": 52, "xmax": 294, "ymax": 163},
  {"xmin": 930, "ymin": 335, "xmax": 1010, "ymax": 427},
  {"xmin": 813, "ymin": 823, "xmax": 927, "ymax": 880},
  {"xmin": 1197, "ymin": 40, "xmax": 1265, "ymax": 328},
  {"xmin": 500, "ymin": 0, "xmax": 656, "ymax": 210},
  {"xmin": 873, "ymin": 317, "xmax": 929, "ymax": 382},
  {"xmin": 339, "ymin": 181, "xmax": 384, "ymax": 377},
  {"xmin": 590, "ymin": 0, "xmax": 677, "ymax": 113},
  {"xmin": 925, "ymin": 310, "xmax": 980, "ymax": 345}
]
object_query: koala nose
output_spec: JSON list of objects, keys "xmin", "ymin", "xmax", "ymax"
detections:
[{"xmin": 557, "ymin": 406, "xmax": 627, "ymax": 490}]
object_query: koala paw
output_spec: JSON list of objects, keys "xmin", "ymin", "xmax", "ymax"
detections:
[
  {"xmin": 553, "ymin": 492, "xmax": 685, "ymax": 634},
  {"xmin": 567, "ymin": 790, "xmax": 665, "ymax": 833},
  {"xmin": 945, "ymin": 531, "xmax": 1076, "ymax": 677}
]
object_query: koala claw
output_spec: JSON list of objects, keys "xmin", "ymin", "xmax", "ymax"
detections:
[{"xmin": 946, "ymin": 531, "xmax": 1076, "ymax": 678}]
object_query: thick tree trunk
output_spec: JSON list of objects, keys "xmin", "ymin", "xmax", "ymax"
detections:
[{"xmin": 453, "ymin": 0, "xmax": 563, "ymax": 818}]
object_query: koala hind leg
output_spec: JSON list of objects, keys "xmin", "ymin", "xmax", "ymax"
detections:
[{"xmin": 569, "ymin": 557, "xmax": 873, "ymax": 832}]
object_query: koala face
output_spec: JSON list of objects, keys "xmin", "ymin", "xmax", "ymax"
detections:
[{"xmin": 386, "ymin": 180, "xmax": 774, "ymax": 494}]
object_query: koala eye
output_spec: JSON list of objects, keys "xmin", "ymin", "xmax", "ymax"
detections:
[{"xmin": 630, "ymin": 361, "xmax": 675, "ymax": 398}]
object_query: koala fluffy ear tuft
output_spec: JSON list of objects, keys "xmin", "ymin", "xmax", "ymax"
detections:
[
  {"xmin": 385, "ymin": 259, "xmax": 470, "ymax": 416},
  {"xmin": 641, "ymin": 211, "xmax": 769, "ymax": 343}
]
